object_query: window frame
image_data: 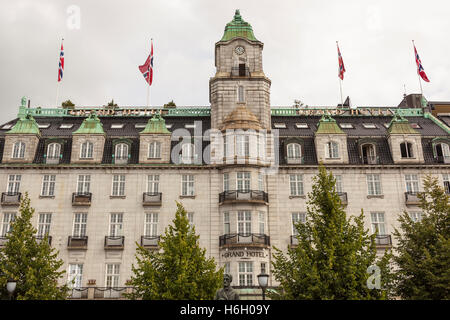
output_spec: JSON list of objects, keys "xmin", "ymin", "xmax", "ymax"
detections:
[
  {"xmin": 41, "ymin": 174, "xmax": 56, "ymax": 196},
  {"xmin": 12, "ymin": 141, "xmax": 26, "ymax": 159}
]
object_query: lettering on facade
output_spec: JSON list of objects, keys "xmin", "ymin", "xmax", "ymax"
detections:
[{"xmin": 221, "ymin": 250, "xmax": 266, "ymax": 258}]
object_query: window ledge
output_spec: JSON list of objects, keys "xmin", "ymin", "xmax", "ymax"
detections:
[
  {"xmin": 110, "ymin": 195, "xmax": 126, "ymax": 199},
  {"xmin": 367, "ymin": 195, "xmax": 384, "ymax": 199},
  {"xmin": 179, "ymin": 195, "xmax": 196, "ymax": 199},
  {"xmin": 79, "ymin": 158, "xmax": 94, "ymax": 160},
  {"xmin": 147, "ymin": 157, "xmax": 162, "ymax": 160},
  {"xmin": 39, "ymin": 195, "xmax": 55, "ymax": 199},
  {"xmin": 289, "ymin": 195, "xmax": 306, "ymax": 199}
]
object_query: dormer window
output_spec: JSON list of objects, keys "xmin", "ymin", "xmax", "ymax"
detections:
[
  {"xmin": 80, "ymin": 141, "xmax": 94, "ymax": 159},
  {"xmin": 111, "ymin": 124, "xmax": 124, "ymax": 129},
  {"xmin": 362, "ymin": 123, "xmax": 377, "ymax": 129},
  {"xmin": 274, "ymin": 123, "xmax": 286, "ymax": 129},
  {"xmin": 435, "ymin": 142, "xmax": 450, "ymax": 163},
  {"xmin": 361, "ymin": 143, "xmax": 377, "ymax": 164},
  {"xmin": 2, "ymin": 124, "xmax": 12, "ymax": 130},
  {"xmin": 46, "ymin": 143, "xmax": 61, "ymax": 164},
  {"xmin": 181, "ymin": 143, "xmax": 196, "ymax": 164},
  {"xmin": 59, "ymin": 124, "xmax": 73, "ymax": 129},
  {"xmin": 287, "ymin": 143, "xmax": 302, "ymax": 160},
  {"xmin": 339, "ymin": 123, "xmax": 354, "ymax": 129},
  {"xmin": 295, "ymin": 123, "xmax": 308, "ymax": 129},
  {"xmin": 37, "ymin": 123, "xmax": 50, "ymax": 129},
  {"xmin": 114, "ymin": 143, "xmax": 129, "ymax": 164},
  {"xmin": 12, "ymin": 142, "xmax": 25, "ymax": 159},
  {"xmin": 325, "ymin": 141, "xmax": 339, "ymax": 159},
  {"xmin": 148, "ymin": 141, "xmax": 161, "ymax": 159},
  {"xmin": 400, "ymin": 142, "xmax": 414, "ymax": 158}
]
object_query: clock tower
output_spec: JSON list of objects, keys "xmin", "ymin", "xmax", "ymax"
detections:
[{"xmin": 209, "ymin": 9, "xmax": 272, "ymax": 131}]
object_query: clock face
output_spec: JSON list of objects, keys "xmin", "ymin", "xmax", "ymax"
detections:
[{"xmin": 235, "ymin": 46, "xmax": 245, "ymax": 55}]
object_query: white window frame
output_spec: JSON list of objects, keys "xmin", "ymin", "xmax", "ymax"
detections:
[
  {"xmin": 289, "ymin": 174, "xmax": 304, "ymax": 196},
  {"xmin": 367, "ymin": 174, "xmax": 382, "ymax": 196},
  {"xmin": 109, "ymin": 213, "xmax": 123, "ymax": 237},
  {"xmin": 181, "ymin": 143, "xmax": 195, "ymax": 163},
  {"xmin": 237, "ymin": 211, "xmax": 251, "ymax": 235},
  {"xmin": 37, "ymin": 213, "xmax": 52, "ymax": 237},
  {"xmin": 238, "ymin": 85, "xmax": 245, "ymax": 103},
  {"xmin": 370, "ymin": 212, "xmax": 386, "ymax": 235},
  {"xmin": 148, "ymin": 141, "xmax": 161, "ymax": 159},
  {"xmin": 287, "ymin": 143, "xmax": 301, "ymax": 159},
  {"xmin": 292, "ymin": 212, "xmax": 306, "ymax": 236},
  {"xmin": 181, "ymin": 174, "xmax": 195, "ymax": 196},
  {"xmin": 77, "ymin": 175, "xmax": 90, "ymax": 194},
  {"xmin": 400, "ymin": 141, "xmax": 414, "ymax": 158},
  {"xmin": 409, "ymin": 212, "xmax": 422, "ymax": 222},
  {"xmin": 334, "ymin": 175, "xmax": 343, "ymax": 193},
  {"xmin": 105, "ymin": 264, "xmax": 120, "ymax": 288},
  {"xmin": 111, "ymin": 175, "xmax": 126, "ymax": 196},
  {"xmin": 236, "ymin": 135, "xmax": 250, "ymax": 157},
  {"xmin": 223, "ymin": 212, "xmax": 230, "ymax": 234},
  {"xmin": 115, "ymin": 143, "xmax": 129, "ymax": 160},
  {"xmin": 41, "ymin": 175, "xmax": 56, "ymax": 196},
  {"xmin": 144, "ymin": 213, "xmax": 158, "ymax": 236},
  {"xmin": 7, "ymin": 174, "xmax": 21, "ymax": 193},
  {"xmin": 1, "ymin": 212, "xmax": 16, "ymax": 237},
  {"xmin": 237, "ymin": 172, "xmax": 251, "ymax": 192},
  {"xmin": 47, "ymin": 143, "xmax": 61, "ymax": 159},
  {"xmin": 443, "ymin": 174, "xmax": 450, "ymax": 194},
  {"xmin": 325, "ymin": 141, "xmax": 340, "ymax": 159},
  {"xmin": 188, "ymin": 212, "xmax": 194, "ymax": 228},
  {"xmin": 80, "ymin": 141, "xmax": 93, "ymax": 159},
  {"xmin": 72, "ymin": 213, "xmax": 87, "ymax": 237},
  {"xmin": 147, "ymin": 175, "xmax": 160, "ymax": 193},
  {"xmin": 258, "ymin": 211, "xmax": 265, "ymax": 234},
  {"xmin": 238, "ymin": 261, "xmax": 253, "ymax": 287},
  {"xmin": 68, "ymin": 264, "xmax": 83, "ymax": 288},
  {"xmin": 405, "ymin": 174, "xmax": 419, "ymax": 193},
  {"xmin": 12, "ymin": 141, "xmax": 25, "ymax": 159},
  {"xmin": 223, "ymin": 173, "xmax": 230, "ymax": 192}
]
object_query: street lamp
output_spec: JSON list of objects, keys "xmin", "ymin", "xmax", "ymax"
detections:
[
  {"xmin": 257, "ymin": 273, "xmax": 269, "ymax": 300},
  {"xmin": 6, "ymin": 278, "xmax": 16, "ymax": 300}
]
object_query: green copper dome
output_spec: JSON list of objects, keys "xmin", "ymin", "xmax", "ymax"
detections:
[
  {"xmin": 73, "ymin": 113, "xmax": 105, "ymax": 135},
  {"xmin": 140, "ymin": 113, "xmax": 171, "ymax": 134},
  {"xmin": 220, "ymin": 9, "xmax": 258, "ymax": 42}
]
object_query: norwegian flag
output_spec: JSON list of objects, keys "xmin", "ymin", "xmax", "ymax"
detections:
[
  {"xmin": 58, "ymin": 40, "xmax": 64, "ymax": 82},
  {"xmin": 337, "ymin": 42, "xmax": 346, "ymax": 80},
  {"xmin": 139, "ymin": 40, "xmax": 153, "ymax": 86},
  {"xmin": 414, "ymin": 43, "xmax": 430, "ymax": 82}
]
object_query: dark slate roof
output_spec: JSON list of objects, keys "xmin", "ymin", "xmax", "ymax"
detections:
[
  {"xmin": 347, "ymin": 138, "xmax": 393, "ymax": 165},
  {"xmin": 438, "ymin": 115, "xmax": 450, "ymax": 127},
  {"xmin": 102, "ymin": 138, "xmax": 140, "ymax": 164},
  {"xmin": 278, "ymin": 137, "xmax": 317, "ymax": 165},
  {"xmin": 33, "ymin": 138, "xmax": 72, "ymax": 164}
]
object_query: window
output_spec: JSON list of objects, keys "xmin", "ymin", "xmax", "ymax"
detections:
[
  {"xmin": 367, "ymin": 174, "xmax": 382, "ymax": 195},
  {"xmin": 37, "ymin": 123, "xmax": 50, "ymax": 129},
  {"xmin": 112, "ymin": 175, "xmax": 125, "ymax": 196},
  {"xmin": 109, "ymin": 213, "xmax": 123, "ymax": 237},
  {"xmin": 236, "ymin": 135, "xmax": 250, "ymax": 157},
  {"xmin": 144, "ymin": 213, "xmax": 158, "ymax": 236},
  {"xmin": 37, "ymin": 213, "xmax": 52, "ymax": 237},
  {"xmin": 68, "ymin": 264, "xmax": 83, "ymax": 288},
  {"xmin": 261, "ymin": 262, "xmax": 267, "ymax": 274},
  {"xmin": 371, "ymin": 212, "xmax": 386, "ymax": 235},
  {"xmin": 362, "ymin": 123, "xmax": 377, "ymax": 129},
  {"xmin": 258, "ymin": 212, "xmax": 265, "ymax": 234},
  {"xmin": 7, "ymin": 175, "xmax": 21, "ymax": 193},
  {"xmin": 47, "ymin": 143, "xmax": 61, "ymax": 159},
  {"xmin": 59, "ymin": 124, "xmax": 73, "ymax": 129},
  {"xmin": 409, "ymin": 212, "xmax": 422, "ymax": 222},
  {"xmin": 289, "ymin": 174, "xmax": 304, "ymax": 196},
  {"xmin": 237, "ymin": 172, "xmax": 251, "ymax": 192},
  {"xmin": 238, "ymin": 64, "xmax": 246, "ymax": 77},
  {"xmin": 238, "ymin": 262, "xmax": 253, "ymax": 286},
  {"xmin": 339, "ymin": 123, "xmax": 354, "ymax": 129},
  {"xmin": 181, "ymin": 143, "xmax": 195, "ymax": 163},
  {"xmin": 238, "ymin": 211, "xmax": 251, "ymax": 234},
  {"xmin": 405, "ymin": 174, "xmax": 419, "ymax": 193},
  {"xmin": 274, "ymin": 123, "xmax": 286, "ymax": 129},
  {"xmin": 111, "ymin": 124, "xmax": 124, "ymax": 129},
  {"xmin": 292, "ymin": 212, "xmax": 306, "ymax": 236},
  {"xmin": 134, "ymin": 123, "xmax": 146, "ymax": 129},
  {"xmin": 184, "ymin": 124, "xmax": 195, "ymax": 129},
  {"xmin": 258, "ymin": 173, "xmax": 264, "ymax": 191},
  {"xmin": 80, "ymin": 141, "xmax": 93, "ymax": 159},
  {"xmin": 443, "ymin": 174, "xmax": 450, "ymax": 194},
  {"xmin": 41, "ymin": 175, "xmax": 56, "ymax": 196},
  {"xmin": 148, "ymin": 141, "xmax": 161, "ymax": 159},
  {"xmin": 223, "ymin": 212, "xmax": 230, "ymax": 234},
  {"xmin": 115, "ymin": 143, "xmax": 128, "ymax": 160},
  {"xmin": 12, "ymin": 142, "xmax": 25, "ymax": 159},
  {"xmin": 287, "ymin": 143, "xmax": 301, "ymax": 159},
  {"xmin": 1, "ymin": 213, "xmax": 16, "ymax": 236},
  {"xmin": 335, "ymin": 175, "xmax": 343, "ymax": 193},
  {"xmin": 181, "ymin": 175, "xmax": 195, "ymax": 196},
  {"xmin": 105, "ymin": 264, "xmax": 120, "ymax": 288},
  {"xmin": 295, "ymin": 123, "xmax": 308, "ymax": 129},
  {"xmin": 400, "ymin": 142, "xmax": 414, "ymax": 158},
  {"xmin": 77, "ymin": 175, "xmax": 90, "ymax": 194},
  {"xmin": 361, "ymin": 144, "xmax": 377, "ymax": 164},
  {"xmin": 2, "ymin": 124, "xmax": 12, "ymax": 129},
  {"xmin": 223, "ymin": 173, "xmax": 229, "ymax": 192},
  {"xmin": 188, "ymin": 212, "xmax": 194, "ymax": 228},
  {"xmin": 325, "ymin": 141, "xmax": 339, "ymax": 159},
  {"xmin": 147, "ymin": 175, "xmax": 160, "ymax": 193},
  {"xmin": 238, "ymin": 85, "xmax": 245, "ymax": 103},
  {"xmin": 435, "ymin": 143, "xmax": 450, "ymax": 160},
  {"xmin": 73, "ymin": 213, "xmax": 87, "ymax": 237},
  {"xmin": 224, "ymin": 262, "xmax": 231, "ymax": 275}
]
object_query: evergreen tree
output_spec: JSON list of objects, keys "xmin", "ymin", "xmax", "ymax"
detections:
[
  {"xmin": 61, "ymin": 100, "xmax": 75, "ymax": 109},
  {"xmin": 126, "ymin": 202, "xmax": 223, "ymax": 299},
  {"xmin": 0, "ymin": 193, "xmax": 69, "ymax": 300},
  {"xmin": 393, "ymin": 175, "xmax": 450, "ymax": 299},
  {"xmin": 271, "ymin": 165, "xmax": 393, "ymax": 299}
]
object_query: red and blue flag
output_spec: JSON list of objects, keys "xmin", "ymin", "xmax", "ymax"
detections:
[
  {"xmin": 337, "ymin": 43, "xmax": 346, "ymax": 80},
  {"xmin": 414, "ymin": 44, "xmax": 430, "ymax": 82},
  {"xmin": 139, "ymin": 40, "xmax": 153, "ymax": 86},
  {"xmin": 58, "ymin": 40, "xmax": 64, "ymax": 82}
]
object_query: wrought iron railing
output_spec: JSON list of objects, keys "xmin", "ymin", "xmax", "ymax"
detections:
[
  {"xmin": 140, "ymin": 235, "xmax": 160, "ymax": 247},
  {"xmin": 72, "ymin": 192, "xmax": 92, "ymax": 205},
  {"xmin": 219, "ymin": 190, "xmax": 268, "ymax": 203},
  {"xmin": 68, "ymin": 287, "xmax": 89, "ymax": 299},
  {"xmin": 375, "ymin": 235, "xmax": 392, "ymax": 246},
  {"xmin": 405, "ymin": 192, "xmax": 421, "ymax": 204},
  {"xmin": 1, "ymin": 192, "xmax": 22, "ymax": 205},
  {"xmin": 94, "ymin": 287, "xmax": 134, "ymax": 299},
  {"xmin": 34, "ymin": 235, "xmax": 52, "ymax": 245},
  {"xmin": 219, "ymin": 233, "xmax": 270, "ymax": 247},
  {"xmin": 142, "ymin": 192, "xmax": 162, "ymax": 205},
  {"xmin": 104, "ymin": 236, "xmax": 125, "ymax": 249},
  {"xmin": 68, "ymin": 236, "xmax": 88, "ymax": 249},
  {"xmin": 337, "ymin": 192, "xmax": 348, "ymax": 204}
]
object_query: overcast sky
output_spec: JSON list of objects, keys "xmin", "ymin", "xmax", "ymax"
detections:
[{"xmin": 0, "ymin": 0, "xmax": 449, "ymax": 124}]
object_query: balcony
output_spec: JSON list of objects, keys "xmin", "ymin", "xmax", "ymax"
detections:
[
  {"xmin": 405, "ymin": 192, "xmax": 421, "ymax": 205},
  {"xmin": 1, "ymin": 192, "xmax": 21, "ymax": 206},
  {"xmin": 219, "ymin": 190, "xmax": 269, "ymax": 205},
  {"xmin": 140, "ymin": 235, "xmax": 160, "ymax": 249},
  {"xmin": 68, "ymin": 236, "xmax": 88, "ymax": 249},
  {"xmin": 231, "ymin": 66, "xmax": 250, "ymax": 77},
  {"xmin": 104, "ymin": 236, "xmax": 125, "ymax": 250},
  {"xmin": 219, "ymin": 233, "xmax": 270, "ymax": 248},
  {"xmin": 0, "ymin": 236, "xmax": 8, "ymax": 247},
  {"xmin": 142, "ymin": 192, "xmax": 162, "ymax": 206},
  {"xmin": 35, "ymin": 235, "xmax": 52, "ymax": 245},
  {"xmin": 68, "ymin": 288, "xmax": 89, "ymax": 299},
  {"xmin": 72, "ymin": 192, "xmax": 92, "ymax": 206},
  {"xmin": 286, "ymin": 156, "xmax": 304, "ymax": 165},
  {"xmin": 362, "ymin": 155, "xmax": 379, "ymax": 164},
  {"xmin": 375, "ymin": 235, "xmax": 392, "ymax": 247},
  {"xmin": 337, "ymin": 192, "xmax": 348, "ymax": 206},
  {"xmin": 94, "ymin": 287, "xmax": 132, "ymax": 299},
  {"xmin": 45, "ymin": 156, "xmax": 60, "ymax": 164}
]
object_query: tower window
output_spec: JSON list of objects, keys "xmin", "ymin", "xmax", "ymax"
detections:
[
  {"xmin": 238, "ymin": 86, "xmax": 245, "ymax": 103},
  {"xmin": 239, "ymin": 64, "xmax": 246, "ymax": 76}
]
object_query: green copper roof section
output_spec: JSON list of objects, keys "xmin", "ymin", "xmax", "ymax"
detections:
[
  {"xmin": 6, "ymin": 113, "xmax": 41, "ymax": 136},
  {"xmin": 140, "ymin": 113, "xmax": 171, "ymax": 134},
  {"xmin": 220, "ymin": 9, "xmax": 258, "ymax": 42},
  {"xmin": 73, "ymin": 113, "xmax": 105, "ymax": 135},
  {"xmin": 387, "ymin": 112, "xmax": 419, "ymax": 134},
  {"xmin": 315, "ymin": 114, "xmax": 345, "ymax": 134},
  {"xmin": 424, "ymin": 112, "xmax": 450, "ymax": 134}
]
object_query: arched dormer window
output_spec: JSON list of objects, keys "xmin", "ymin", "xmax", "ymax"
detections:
[
  {"xmin": 287, "ymin": 143, "xmax": 301, "ymax": 159},
  {"xmin": 435, "ymin": 142, "xmax": 450, "ymax": 163},
  {"xmin": 400, "ymin": 142, "xmax": 414, "ymax": 158},
  {"xmin": 148, "ymin": 141, "xmax": 161, "ymax": 159},
  {"xmin": 80, "ymin": 141, "xmax": 93, "ymax": 159},
  {"xmin": 325, "ymin": 141, "xmax": 339, "ymax": 159},
  {"xmin": 12, "ymin": 141, "xmax": 25, "ymax": 159},
  {"xmin": 360, "ymin": 143, "xmax": 378, "ymax": 164},
  {"xmin": 114, "ymin": 143, "xmax": 129, "ymax": 164}
]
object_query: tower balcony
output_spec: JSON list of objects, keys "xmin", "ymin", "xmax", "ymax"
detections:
[{"xmin": 219, "ymin": 190, "xmax": 268, "ymax": 205}]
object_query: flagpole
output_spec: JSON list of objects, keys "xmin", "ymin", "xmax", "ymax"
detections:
[{"xmin": 412, "ymin": 40, "xmax": 424, "ymax": 96}]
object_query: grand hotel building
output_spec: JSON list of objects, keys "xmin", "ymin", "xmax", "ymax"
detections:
[{"xmin": 0, "ymin": 10, "xmax": 449, "ymax": 299}]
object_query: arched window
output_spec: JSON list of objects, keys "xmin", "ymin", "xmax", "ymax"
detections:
[
  {"xmin": 435, "ymin": 143, "xmax": 450, "ymax": 158},
  {"xmin": 287, "ymin": 143, "xmax": 302, "ymax": 159},
  {"xmin": 80, "ymin": 141, "xmax": 93, "ymax": 159},
  {"xmin": 12, "ymin": 142, "xmax": 25, "ymax": 159},
  {"xmin": 325, "ymin": 141, "xmax": 339, "ymax": 159},
  {"xmin": 115, "ymin": 143, "xmax": 129, "ymax": 160},
  {"xmin": 361, "ymin": 143, "xmax": 377, "ymax": 164},
  {"xmin": 47, "ymin": 143, "xmax": 61, "ymax": 159},
  {"xmin": 148, "ymin": 141, "xmax": 161, "ymax": 159},
  {"xmin": 181, "ymin": 143, "xmax": 195, "ymax": 163},
  {"xmin": 400, "ymin": 142, "xmax": 414, "ymax": 158}
]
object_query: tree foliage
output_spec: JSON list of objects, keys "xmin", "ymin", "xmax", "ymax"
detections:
[
  {"xmin": 126, "ymin": 202, "xmax": 223, "ymax": 300},
  {"xmin": 393, "ymin": 175, "xmax": 450, "ymax": 299},
  {"xmin": 61, "ymin": 100, "xmax": 75, "ymax": 109},
  {"xmin": 271, "ymin": 165, "xmax": 393, "ymax": 299},
  {"xmin": 163, "ymin": 100, "xmax": 176, "ymax": 108},
  {"xmin": 0, "ymin": 193, "xmax": 69, "ymax": 300}
]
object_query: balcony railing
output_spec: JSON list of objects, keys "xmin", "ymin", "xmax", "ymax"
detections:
[
  {"xmin": 35, "ymin": 235, "xmax": 52, "ymax": 245},
  {"xmin": 436, "ymin": 155, "xmax": 450, "ymax": 164},
  {"xmin": 104, "ymin": 236, "xmax": 125, "ymax": 249},
  {"xmin": 286, "ymin": 156, "xmax": 304, "ymax": 164},
  {"xmin": 72, "ymin": 192, "xmax": 92, "ymax": 206},
  {"xmin": 1, "ymin": 192, "xmax": 22, "ymax": 206},
  {"xmin": 219, "ymin": 233, "xmax": 270, "ymax": 248},
  {"xmin": 375, "ymin": 235, "xmax": 392, "ymax": 247},
  {"xmin": 337, "ymin": 192, "xmax": 348, "ymax": 205},
  {"xmin": 140, "ymin": 235, "xmax": 160, "ymax": 248},
  {"xmin": 94, "ymin": 287, "xmax": 133, "ymax": 299},
  {"xmin": 68, "ymin": 236, "xmax": 88, "ymax": 249},
  {"xmin": 362, "ymin": 155, "xmax": 379, "ymax": 164},
  {"xmin": 405, "ymin": 192, "xmax": 421, "ymax": 205},
  {"xmin": 68, "ymin": 287, "xmax": 89, "ymax": 299},
  {"xmin": 0, "ymin": 236, "xmax": 8, "ymax": 247},
  {"xmin": 219, "ymin": 190, "xmax": 269, "ymax": 204},
  {"xmin": 142, "ymin": 192, "xmax": 162, "ymax": 206},
  {"xmin": 231, "ymin": 66, "xmax": 250, "ymax": 77}
]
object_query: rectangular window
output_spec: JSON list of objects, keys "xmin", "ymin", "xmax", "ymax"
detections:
[
  {"xmin": 238, "ymin": 261, "xmax": 253, "ymax": 286},
  {"xmin": 371, "ymin": 212, "xmax": 386, "ymax": 235},
  {"xmin": 258, "ymin": 211, "xmax": 265, "ymax": 234},
  {"xmin": 68, "ymin": 264, "xmax": 83, "ymax": 288},
  {"xmin": 405, "ymin": 174, "xmax": 419, "ymax": 193},
  {"xmin": 236, "ymin": 135, "xmax": 250, "ymax": 157},
  {"xmin": 335, "ymin": 175, "xmax": 343, "ymax": 193},
  {"xmin": 238, "ymin": 86, "xmax": 245, "ymax": 103},
  {"xmin": 292, "ymin": 212, "xmax": 306, "ymax": 236},
  {"xmin": 37, "ymin": 213, "xmax": 52, "ymax": 237},
  {"xmin": 258, "ymin": 174, "xmax": 264, "ymax": 191},
  {"xmin": 289, "ymin": 174, "xmax": 304, "ymax": 196},
  {"xmin": 188, "ymin": 212, "xmax": 194, "ymax": 228},
  {"xmin": 443, "ymin": 174, "xmax": 450, "ymax": 194},
  {"xmin": 80, "ymin": 142, "xmax": 93, "ymax": 159},
  {"xmin": 105, "ymin": 264, "xmax": 120, "ymax": 288},
  {"xmin": 41, "ymin": 175, "xmax": 56, "ymax": 196},
  {"xmin": 238, "ymin": 211, "xmax": 251, "ymax": 234},
  {"xmin": 12, "ymin": 142, "xmax": 25, "ymax": 159},
  {"xmin": 112, "ymin": 175, "xmax": 125, "ymax": 196},
  {"xmin": 223, "ymin": 212, "xmax": 230, "ymax": 234},
  {"xmin": 325, "ymin": 142, "xmax": 340, "ymax": 158},
  {"xmin": 109, "ymin": 213, "xmax": 123, "ymax": 237},
  {"xmin": 148, "ymin": 142, "xmax": 161, "ymax": 159},
  {"xmin": 237, "ymin": 172, "xmax": 251, "ymax": 192},
  {"xmin": 144, "ymin": 213, "xmax": 158, "ymax": 236},
  {"xmin": 261, "ymin": 262, "xmax": 267, "ymax": 274},
  {"xmin": 7, "ymin": 175, "xmax": 21, "ymax": 193},
  {"xmin": 223, "ymin": 173, "xmax": 229, "ymax": 192},
  {"xmin": 1, "ymin": 212, "xmax": 16, "ymax": 236},
  {"xmin": 224, "ymin": 262, "xmax": 231, "ymax": 275},
  {"xmin": 73, "ymin": 213, "xmax": 87, "ymax": 237},
  {"xmin": 147, "ymin": 175, "xmax": 160, "ymax": 193},
  {"xmin": 409, "ymin": 212, "xmax": 422, "ymax": 222},
  {"xmin": 181, "ymin": 175, "xmax": 195, "ymax": 196},
  {"xmin": 367, "ymin": 174, "xmax": 382, "ymax": 195},
  {"xmin": 77, "ymin": 175, "xmax": 90, "ymax": 194}
]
